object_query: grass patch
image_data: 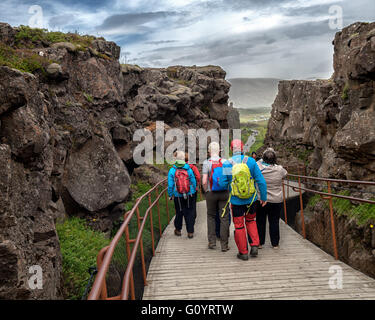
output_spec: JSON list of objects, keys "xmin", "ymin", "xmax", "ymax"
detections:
[
  {"xmin": 238, "ymin": 107, "xmax": 271, "ymax": 123},
  {"xmin": 83, "ymin": 93, "xmax": 94, "ymax": 103},
  {"xmin": 177, "ymin": 79, "xmax": 192, "ymax": 86},
  {"xmin": 306, "ymin": 190, "xmax": 375, "ymax": 225},
  {"xmin": 56, "ymin": 217, "xmax": 111, "ymax": 300},
  {"xmin": 14, "ymin": 25, "xmax": 97, "ymax": 49},
  {"xmin": 341, "ymin": 82, "xmax": 349, "ymax": 100},
  {"xmin": 0, "ymin": 42, "xmax": 50, "ymax": 74},
  {"xmin": 241, "ymin": 120, "xmax": 268, "ymax": 154}
]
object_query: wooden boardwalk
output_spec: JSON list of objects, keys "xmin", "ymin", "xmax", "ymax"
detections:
[{"xmin": 143, "ymin": 201, "xmax": 375, "ymax": 300}]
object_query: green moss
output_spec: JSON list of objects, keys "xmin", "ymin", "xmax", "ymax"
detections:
[
  {"xmin": 56, "ymin": 217, "xmax": 110, "ymax": 300},
  {"xmin": 0, "ymin": 42, "xmax": 50, "ymax": 74},
  {"xmin": 306, "ymin": 190, "xmax": 375, "ymax": 226},
  {"xmin": 296, "ymin": 149, "xmax": 313, "ymax": 165},
  {"xmin": 177, "ymin": 79, "xmax": 192, "ymax": 86},
  {"xmin": 341, "ymin": 82, "xmax": 349, "ymax": 100},
  {"xmin": 14, "ymin": 25, "xmax": 97, "ymax": 49},
  {"xmin": 83, "ymin": 93, "xmax": 94, "ymax": 103},
  {"xmin": 166, "ymin": 67, "xmax": 178, "ymax": 78},
  {"xmin": 201, "ymin": 105, "xmax": 210, "ymax": 114},
  {"xmin": 96, "ymin": 52, "xmax": 110, "ymax": 60},
  {"xmin": 307, "ymin": 194, "xmax": 321, "ymax": 209}
]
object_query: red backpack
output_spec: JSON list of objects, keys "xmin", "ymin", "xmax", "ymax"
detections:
[
  {"xmin": 189, "ymin": 163, "xmax": 200, "ymax": 190},
  {"xmin": 174, "ymin": 168, "xmax": 190, "ymax": 195}
]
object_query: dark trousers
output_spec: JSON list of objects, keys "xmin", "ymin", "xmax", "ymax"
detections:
[
  {"xmin": 206, "ymin": 191, "xmax": 230, "ymax": 248},
  {"xmin": 215, "ymin": 211, "xmax": 231, "ymax": 238},
  {"xmin": 191, "ymin": 192, "xmax": 197, "ymax": 224},
  {"xmin": 256, "ymin": 201, "xmax": 282, "ymax": 247},
  {"xmin": 174, "ymin": 195, "xmax": 195, "ymax": 234}
]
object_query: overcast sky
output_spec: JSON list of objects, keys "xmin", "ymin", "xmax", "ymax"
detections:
[{"xmin": 1, "ymin": 0, "xmax": 374, "ymax": 79}]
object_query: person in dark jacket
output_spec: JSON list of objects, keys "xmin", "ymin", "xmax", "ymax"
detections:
[
  {"xmin": 185, "ymin": 153, "xmax": 201, "ymax": 224},
  {"xmin": 168, "ymin": 151, "xmax": 197, "ymax": 238}
]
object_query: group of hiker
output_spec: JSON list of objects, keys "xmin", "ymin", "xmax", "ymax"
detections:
[{"xmin": 167, "ymin": 140, "xmax": 287, "ymax": 261}]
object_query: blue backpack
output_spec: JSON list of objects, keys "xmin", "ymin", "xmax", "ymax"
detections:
[{"xmin": 209, "ymin": 159, "xmax": 226, "ymax": 191}]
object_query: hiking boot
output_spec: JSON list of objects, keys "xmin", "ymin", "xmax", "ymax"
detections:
[
  {"xmin": 188, "ymin": 233, "xmax": 194, "ymax": 239},
  {"xmin": 237, "ymin": 253, "xmax": 249, "ymax": 261},
  {"xmin": 208, "ymin": 243, "xmax": 216, "ymax": 250},
  {"xmin": 250, "ymin": 246, "xmax": 258, "ymax": 257},
  {"xmin": 258, "ymin": 245, "xmax": 263, "ymax": 249},
  {"xmin": 221, "ymin": 246, "xmax": 230, "ymax": 252},
  {"xmin": 174, "ymin": 229, "xmax": 182, "ymax": 237},
  {"xmin": 273, "ymin": 246, "xmax": 279, "ymax": 250}
]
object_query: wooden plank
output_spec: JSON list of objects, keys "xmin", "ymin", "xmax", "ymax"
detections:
[{"xmin": 142, "ymin": 201, "xmax": 375, "ymax": 300}]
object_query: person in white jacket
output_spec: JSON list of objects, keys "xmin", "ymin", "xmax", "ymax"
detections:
[{"xmin": 256, "ymin": 148, "xmax": 287, "ymax": 249}]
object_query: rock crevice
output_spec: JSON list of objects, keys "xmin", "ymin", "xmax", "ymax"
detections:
[{"xmin": 0, "ymin": 23, "xmax": 239, "ymax": 299}]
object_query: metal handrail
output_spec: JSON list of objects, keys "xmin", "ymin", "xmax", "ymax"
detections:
[
  {"xmin": 283, "ymin": 182, "xmax": 375, "ymax": 204},
  {"xmin": 287, "ymin": 174, "xmax": 375, "ymax": 186},
  {"xmin": 282, "ymin": 174, "xmax": 375, "ymax": 260},
  {"xmin": 121, "ymin": 189, "xmax": 166, "ymax": 300},
  {"xmin": 87, "ymin": 178, "xmax": 168, "ymax": 300}
]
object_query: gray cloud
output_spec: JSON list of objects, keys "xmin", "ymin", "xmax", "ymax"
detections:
[
  {"xmin": 145, "ymin": 40, "xmax": 178, "ymax": 45},
  {"xmin": 48, "ymin": 14, "xmax": 76, "ymax": 28},
  {"xmin": 97, "ymin": 11, "xmax": 181, "ymax": 32}
]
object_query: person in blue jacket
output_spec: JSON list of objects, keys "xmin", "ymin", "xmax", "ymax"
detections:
[
  {"xmin": 219, "ymin": 140, "xmax": 267, "ymax": 260},
  {"xmin": 168, "ymin": 151, "xmax": 197, "ymax": 239}
]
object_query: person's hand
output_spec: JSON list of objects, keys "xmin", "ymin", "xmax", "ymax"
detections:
[
  {"xmin": 260, "ymin": 200, "xmax": 267, "ymax": 207},
  {"xmin": 169, "ymin": 196, "xmax": 173, "ymax": 201}
]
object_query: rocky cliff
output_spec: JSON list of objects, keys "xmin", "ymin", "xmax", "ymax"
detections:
[
  {"xmin": 264, "ymin": 22, "xmax": 375, "ymax": 182},
  {"xmin": 0, "ymin": 23, "xmax": 239, "ymax": 299},
  {"xmin": 262, "ymin": 22, "xmax": 375, "ymax": 278}
]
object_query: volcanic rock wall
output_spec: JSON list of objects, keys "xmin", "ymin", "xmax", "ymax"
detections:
[
  {"xmin": 264, "ymin": 22, "xmax": 375, "ymax": 182},
  {"xmin": 263, "ymin": 22, "xmax": 375, "ymax": 278},
  {"xmin": 0, "ymin": 23, "xmax": 239, "ymax": 299}
]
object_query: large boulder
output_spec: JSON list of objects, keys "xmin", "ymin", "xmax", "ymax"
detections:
[
  {"xmin": 0, "ymin": 67, "xmax": 33, "ymax": 116},
  {"xmin": 63, "ymin": 135, "xmax": 131, "ymax": 212}
]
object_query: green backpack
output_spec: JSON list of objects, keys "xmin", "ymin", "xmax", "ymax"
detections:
[
  {"xmin": 231, "ymin": 156, "xmax": 256, "ymax": 199},
  {"xmin": 221, "ymin": 156, "xmax": 257, "ymax": 217}
]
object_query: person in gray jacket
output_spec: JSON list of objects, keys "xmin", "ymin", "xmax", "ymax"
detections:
[{"xmin": 256, "ymin": 148, "xmax": 287, "ymax": 249}]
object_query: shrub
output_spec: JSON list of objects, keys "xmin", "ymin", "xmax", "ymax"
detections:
[
  {"xmin": 83, "ymin": 93, "xmax": 94, "ymax": 103},
  {"xmin": 0, "ymin": 42, "xmax": 50, "ymax": 74},
  {"xmin": 56, "ymin": 217, "xmax": 110, "ymax": 300},
  {"xmin": 306, "ymin": 190, "xmax": 375, "ymax": 226},
  {"xmin": 341, "ymin": 82, "xmax": 349, "ymax": 100},
  {"xmin": 14, "ymin": 25, "xmax": 97, "ymax": 49}
]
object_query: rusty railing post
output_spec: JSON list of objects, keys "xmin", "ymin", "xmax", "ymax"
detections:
[
  {"xmin": 156, "ymin": 186, "xmax": 162, "ymax": 237},
  {"xmin": 165, "ymin": 190, "xmax": 170, "ymax": 223},
  {"xmin": 282, "ymin": 181, "xmax": 288, "ymax": 225},
  {"xmin": 327, "ymin": 181, "xmax": 339, "ymax": 260},
  {"xmin": 97, "ymin": 246, "xmax": 109, "ymax": 300},
  {"xmin": 148, "ymin": 193, "xmax": 155, "ymax": 256},
  {"xmin": 136, "ymin": 206, "xmax": 147, "ymax": 287},
  {"xmin": 298, "ymin": 176, "xmax": 306, "ymax": 239},
  {"xmin": 124, "ymin": 217, "xmax": 135, "ymax": 300}
]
